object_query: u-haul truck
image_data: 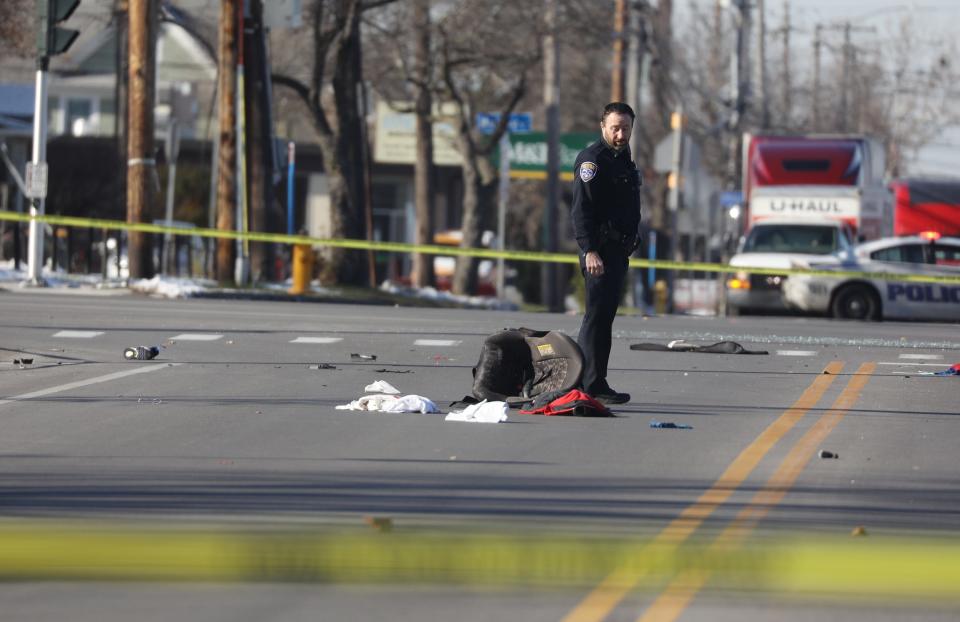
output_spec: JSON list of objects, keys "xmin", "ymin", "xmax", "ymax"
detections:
[
  {"xmin": 726, "ymin": 135, "xmax": 892, "ymax": 314},
  {"xmin": 742, "ymin": 134, "xmax": 892, "ymax": 240}
]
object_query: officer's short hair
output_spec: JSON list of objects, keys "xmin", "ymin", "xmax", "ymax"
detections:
[{"xmin": 602, "ymin": 102, "xmax": 635, "ymax": 123}]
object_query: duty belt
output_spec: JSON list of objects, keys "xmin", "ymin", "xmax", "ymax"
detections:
[{"xmin": 599, "ymin": 224, "xmax": 639, "ymax": 251}]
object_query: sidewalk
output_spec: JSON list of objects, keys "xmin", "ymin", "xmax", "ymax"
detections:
[{"xmin": 0, "ymin": 263, "xmax": 520, "ymax": 310}]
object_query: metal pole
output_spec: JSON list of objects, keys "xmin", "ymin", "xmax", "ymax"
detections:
[
  {"xmin": 235, "ymin": 0, "xmax": 249, "ymax": 285},
  {"xmin": 26, "ymin": 66, "xmax": 49, "ymax": 285},
  {"xmin": 162, "ymin": 119, "xmax": 179, "ymax": 274},
  {"xmin": 496, "ymin": 132, "xmax": 510, "ymax": 298},
  {"xmin": 286, "ymin": 141, "xmax": 295, "ymax": 235},
  {"xmin": 542, "ymin": 0, "xmax": 561, "ymax": 312}
]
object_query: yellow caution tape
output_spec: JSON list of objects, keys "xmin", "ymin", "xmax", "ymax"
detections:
[
  {"xmin": 3, "ymin": 210, "xmax": 959, "ymax": 284},
  {"xmin": 0, "ymin": 521, "xmax": 957, "ymax": 600}
]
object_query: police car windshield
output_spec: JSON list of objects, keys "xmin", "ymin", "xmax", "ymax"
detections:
[{"xmin": 743, "ymin": 224, "xmax": 843, "ymax": 255}]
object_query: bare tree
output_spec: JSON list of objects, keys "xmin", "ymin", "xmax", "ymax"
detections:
[
  {"xmin": 674, "ymin": 5, "xmax": 960, "ymax": 183},
  {"xmin": 0, "ymin": 0, "xmax": 32, "ymax": 59},
  {"xmin": 271, "ymin": 0, "xmax": 395, "ymax": 286},
  {"xmin": 362, "ymin": 2, "xmax": 437, "ymax": 287},
  {"xmin": 431, "ymin": 1, "xmax": 543, "ymax": 295}
]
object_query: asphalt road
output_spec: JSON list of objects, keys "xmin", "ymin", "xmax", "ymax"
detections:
[{"xmin": 1, "ymin": 290, "xmax": 958, "ymax": 622}]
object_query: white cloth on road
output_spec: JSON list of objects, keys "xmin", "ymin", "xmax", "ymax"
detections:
[
  {"xmin": 380, "ymin": 394, "xmax": 439, "ymax": 413},
  {"xmin": 445, "ymin": 400, "xmax": 508, "ymax": 423},
  {"xmin": 363, "ymin": 380, "xmax": 401, "ymax": 395},
  {"xmin": 336, "ymin": 394, "xmax": 439, "ymax": 413}
]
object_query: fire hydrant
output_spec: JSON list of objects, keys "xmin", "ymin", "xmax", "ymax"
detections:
[
  {"xmin": 289, "ymin": 243, "xmax": 314, "ymax": 295},
  {"xmin": 654, "ymin": 279, "xmax": 668, "ymax": 315}
]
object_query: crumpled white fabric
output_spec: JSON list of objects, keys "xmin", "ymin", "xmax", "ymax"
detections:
[
  {"xmin": 445, "ymin": 400, "xmax": 508, "ymax": 423},
  {"xmin": 363, "ymin": 380, "xmax": 401, "ymax": 395},
  {"xmin": 336, "ymin": 394, "xmax": 440, "ymax": 413},
  {"xmin": 380, "ymin": 395, "xmax": 439, "ymax": 413}
]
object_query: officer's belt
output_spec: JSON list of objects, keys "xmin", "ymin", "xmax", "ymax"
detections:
[{"xmin": 599, "ymin": 224, "xmax": 638, "ymax": 249}]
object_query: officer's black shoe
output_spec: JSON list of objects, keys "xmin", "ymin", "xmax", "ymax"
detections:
[{"xmin": 591, "ymin": 388, "xmax": 631, "ymax": 405}]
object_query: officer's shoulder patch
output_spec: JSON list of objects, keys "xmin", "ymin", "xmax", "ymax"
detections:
[{"xmin": 579, "ymin": 161, "xmax": 598, "ymax": 182}]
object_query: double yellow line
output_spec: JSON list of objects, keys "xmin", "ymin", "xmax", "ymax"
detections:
[{"xmin": 562, "ymin": 361, "xmax": 875, "ymax": 622}]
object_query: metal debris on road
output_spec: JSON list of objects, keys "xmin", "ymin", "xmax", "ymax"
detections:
[
  {"xmin": 124, "ymin": 346, "xmax": 160, "ymax": 361},
  {"xmin": 819, "ymin": 450, "xmax": 838, "ymax": 459},
  {"xmin": 351, "ymin": 353, "xmax": 377, "ymax": 361},
  {"xmin": 650, "ymin": 421, "xmax": 693, "ymax": 429}
]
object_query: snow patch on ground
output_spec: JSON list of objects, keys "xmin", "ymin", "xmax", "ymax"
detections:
[
  {"xmin": 129, "ymin": 275, "xmax": 218, "ymax": 298},
  {"xmin": 379, "ymin": 280, "xmax": 519, "ymax": 311}
]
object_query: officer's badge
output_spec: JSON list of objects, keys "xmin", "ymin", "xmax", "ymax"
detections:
[{"xmin": 579, "ymin": 161, "xmax": 597, "ymax": 182}]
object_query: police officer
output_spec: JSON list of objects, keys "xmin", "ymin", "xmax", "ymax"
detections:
[{"xmin": 571, "ymin": 102, "xmax": 641, "ymax": 404}]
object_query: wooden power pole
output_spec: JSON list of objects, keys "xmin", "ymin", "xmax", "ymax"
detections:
[
  {"xmin": 126, "ymin": 0, "xmax": 157, "ymax": 279},
  {"xmin": 216, "ymin": 0, "xmax": 238, "ymax": 283},
  {"xmin": 610, "ymin": 0, "xmax": 627, "ymax": 102}
]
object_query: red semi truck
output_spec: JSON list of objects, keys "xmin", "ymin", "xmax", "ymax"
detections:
[
  {"xmin": 742, "ymin": 134, "xmax": 892, "ymax": 240},
  {"xmin": 891, "ymin": 177, "xmax": 960, "ymax": 237}
]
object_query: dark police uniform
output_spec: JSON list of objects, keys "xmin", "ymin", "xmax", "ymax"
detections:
[{"xmin": 571, "ymin": 138, "xmax": 641, "ymax": 397}]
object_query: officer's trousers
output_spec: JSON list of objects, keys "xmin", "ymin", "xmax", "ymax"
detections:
[{"xmin": 577, "ymin": 242, "xmax": 629, "ymax": 393}]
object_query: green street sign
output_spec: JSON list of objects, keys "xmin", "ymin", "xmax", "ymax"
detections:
[{"xmin": 498, "ymin": 132, "xmax": 597, "ymax": 180}]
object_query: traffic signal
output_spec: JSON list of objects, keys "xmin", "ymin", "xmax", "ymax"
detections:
[{"xmin": 37, "ymin": 0, "xmax": 81, "ymax": 59}]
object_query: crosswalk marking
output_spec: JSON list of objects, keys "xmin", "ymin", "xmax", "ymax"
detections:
[
  {"xmin": 169, "ymin": 334, "xmax": 223, "ymax": 341},
  {"xmin": 52, "ymin": 330, "xmax": 104, "ymax": 338},
  {"xmin": 414, "ymin": 339, "xmax": 462, "ymax": 346},
  {"xmin": 775, "ymin": 350, "xmax": 817, "ymax": 357},
  {"xmin": 290, "ymin": 337, "xmax": 343, "ymax": 344}
]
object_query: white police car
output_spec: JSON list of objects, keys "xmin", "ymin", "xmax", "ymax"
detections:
[
  {"xmin": 726, "ymin": 219, "xmax": 856, "ymax": 315},
  {"xmin": 782, "ymin": 232, "xmax": 960, "ymax": 321}
]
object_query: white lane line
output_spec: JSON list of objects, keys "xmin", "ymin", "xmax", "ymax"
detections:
[
  {"xmin": 290, "ymin": 337, "xmax": 343, "ymax": 344},
  {"xmin": 776, "ymin": 350, "xmax": 818, "ymax": 357},
  {"xmin": 898, "ymin": 354, "xmax": 943, "ymax": 360},
  {"xmin": 53, "ymin": 330, "xmax": 104, "ymax": 338},
  {"xmin": 414, "ymin": 339, "xmax": 462, "ymax": 347},
  {"xmin": 879, "ymin": 362, "xmax": 949, "ymax": 367},
  {"xmin": 169, "ymin": 334, "xmax": 223, "ymax": 341},
  {"xmin": 0, "ymin": 365, "xmax": 176, "ymax": 409}
]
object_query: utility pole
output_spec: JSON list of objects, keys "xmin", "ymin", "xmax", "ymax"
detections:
[
  {"xmin": 839, "ymin": 21, "xmax": 851, "ymax": 132},
  {"xmin": 625, "ymin": 0, "xmax": 647, "ymax": 155},
  {"xmin": 610, "ymin": 0, "xmax": 627, "ymax": 102},
  {"xmin": 754, "ymin": 0, "xmax": 769, "ymax": 129},
  {"xmin": 780, "ymin": 0, "xmax": 791, "ymax": 125},
  {"xmin": 126, "ymin": 0, "xmax": 157, "ymax": 279},
  {"xmin": 813, "ymin": 23, "xmax": 821, "ymax": 130},
  {"xmin": 245, "ymin": 0, "xmax": 275, "ymax": 284},
  {"xmin": 727, "ymin": 0, "xmax": 751, "ymax": 190},
  {"xmin": 216, "ymin": 0, "xmax": 238, "ymax": 284},
  {"xmin": 542, "ymin": 0, "xmax": 562, "ymax": 312}
]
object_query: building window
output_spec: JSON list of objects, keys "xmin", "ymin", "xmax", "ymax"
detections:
[{"xmin": 66, "ymin": 98, "xmax": 94, "ymax": 136}]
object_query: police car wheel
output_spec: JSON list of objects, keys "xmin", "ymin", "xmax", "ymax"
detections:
[{"xmin": 831, "ymin": 284, "xmax": 881, "ymax": 321}]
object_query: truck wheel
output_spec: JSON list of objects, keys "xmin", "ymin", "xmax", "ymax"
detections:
[{"xmin": 831, "ymin": 284, "xmax": 881, "ymax": 321}]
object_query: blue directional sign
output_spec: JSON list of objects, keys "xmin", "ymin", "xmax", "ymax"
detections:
[
  {"xmin": 720, "ymin": 190, "xmax": 744, "ymax": 208},
  {"xmin": 475, "ymin": 112, "xmax": 532, "ymax": 134}
]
